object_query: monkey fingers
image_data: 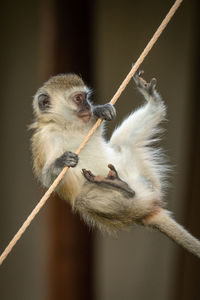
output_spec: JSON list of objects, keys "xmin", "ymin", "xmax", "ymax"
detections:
[
  {"xmin": 93, "ymin": 103, "xmax": 116, "ymax": 121},
  {"xmin": 55, "ymin": 151, "xmax": 79, "ymax": 168}
]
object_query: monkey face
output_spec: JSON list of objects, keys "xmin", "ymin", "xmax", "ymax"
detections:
[
  {"xmin": 33, "ymin": 74, "xmax": 93, "ymax": 123},
  {"xmin": 33, "ymin": 85, "xmax": 92, "ymax": 125}
]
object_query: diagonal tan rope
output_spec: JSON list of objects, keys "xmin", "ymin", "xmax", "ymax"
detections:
[{"xmin": 0, "ymin": 0, "xmax": 183, "ymax": 266}]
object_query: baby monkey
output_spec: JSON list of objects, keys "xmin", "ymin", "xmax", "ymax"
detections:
[{"xmin": 31, "ymin": 71, "xmax": 200, "ymax": 258}]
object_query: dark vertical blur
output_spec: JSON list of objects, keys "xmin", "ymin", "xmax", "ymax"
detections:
[
  {"xmin": 53, "ymin": 1, "xmax": 93, "ymax": 82},
  {"xmin": 40, "ymin": 1, "xmax": 94, "ymax": 300},
  {"xmin": 0, "ymin": 1, "xmax": 43, "ymax": 300},
  {"xmin": 175, "ymin": 1, "xmax": 200, "ymax": 299}
]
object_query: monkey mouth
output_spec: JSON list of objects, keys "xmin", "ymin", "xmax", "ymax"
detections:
[{"xmin": 77, "ymin": 110, "xmax": 92, "ymax": 122}]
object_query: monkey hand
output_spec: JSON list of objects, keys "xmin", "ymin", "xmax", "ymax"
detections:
[
  {"xmin": 92, "ymin": 103, "xmax": 116, "ymax": 121},
  {"xmin": 55, "ymin": 151, "xmax": 79, "ymax": 168},
  {"xmin": 82, "ymin": 164, "xmax": 135, "ymax": 197}
]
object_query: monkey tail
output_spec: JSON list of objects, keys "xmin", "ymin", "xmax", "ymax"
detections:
[{"xmin": 144, "ymin": 209, "xmax": 200, "ymax": 258}]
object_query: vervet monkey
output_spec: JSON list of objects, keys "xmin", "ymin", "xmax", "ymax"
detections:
[{"xmin": 30, "ymin": 71, "xmax": 200, "ymax": 258}]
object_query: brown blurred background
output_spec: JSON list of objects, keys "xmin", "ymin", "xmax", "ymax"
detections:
[{"xmin": 0, "ymin": 0, "xmax": 200, "ymax": 299}]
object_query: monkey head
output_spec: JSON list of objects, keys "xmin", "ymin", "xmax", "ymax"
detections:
[{"xmin": 33, "ymin": 74, "xmax": 92, "ymax": 123}]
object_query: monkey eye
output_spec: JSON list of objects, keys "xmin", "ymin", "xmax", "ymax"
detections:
[
  {"xmin": 72, "ymin": 92, "xmax": 86, "ymax": 104},
  {"xmin": 38, "ymin": 94, "xmax": 50, "ymax": 111}
]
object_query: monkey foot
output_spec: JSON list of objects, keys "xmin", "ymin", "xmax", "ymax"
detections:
[
  {"xmin": 82, "ymin": 164, "xmax": 135, "ymax": 197},
  {"xmin": 133, "ymin": 69, "xmax": 157, "ymax": 97}
]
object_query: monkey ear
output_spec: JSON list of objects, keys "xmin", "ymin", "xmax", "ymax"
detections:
[{"xmin": 38, "ymin": 94, "xmax": 51, "ymax": 111}]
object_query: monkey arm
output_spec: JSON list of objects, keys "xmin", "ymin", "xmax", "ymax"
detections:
[{"xmin": 41, "ymin": 151, "xmax": 79, "ymax": 187}]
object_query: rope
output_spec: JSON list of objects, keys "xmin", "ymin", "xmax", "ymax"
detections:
[{"xmin": 0, "ymin": 0, "xmax": 183, "ymax": 266}]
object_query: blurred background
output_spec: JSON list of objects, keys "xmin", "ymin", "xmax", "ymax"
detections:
[{"xmin": 0, "ymin": 0, "xmax": 199, "ymax": 299}]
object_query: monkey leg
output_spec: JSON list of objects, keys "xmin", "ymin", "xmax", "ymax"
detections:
[
  {"xmin": 75, "ymin": 164, "xmax": 137, "ymax": 233},
  {"xmin": 82, "ymin": 164, "xmax": 135, "ymax": 197},
  {"xmin": 110, "ymin": 71, "xmax": 166, "ymax": 150}
]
